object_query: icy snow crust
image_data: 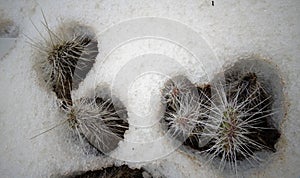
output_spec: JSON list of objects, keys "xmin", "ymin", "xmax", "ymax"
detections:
[{"xmin": 0, "ymin": 0, "xmax": 299, "ymax": 177}]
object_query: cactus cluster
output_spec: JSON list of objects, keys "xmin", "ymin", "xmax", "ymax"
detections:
[
  {"xmin": 161, "ymin": 67, "xmax": 281, "ymax": 174},
  {"xmin": 31, "ymin": 15, "xmax": 128, "ymax": 154}
]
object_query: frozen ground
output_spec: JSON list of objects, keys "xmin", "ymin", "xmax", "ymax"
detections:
[{"xmin": 0, "ymin": 0, "xmax": 299, "ymax": 177}]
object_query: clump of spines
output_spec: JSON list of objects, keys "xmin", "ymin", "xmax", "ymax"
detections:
[
  {"xmin": 30, "ymin": 12, "xmax": 98, "ymax": 108},
  {"xmin": 201, "ymin": 72, "xmax": 280, "ymax": 175},
  {"xmin": 161, "ymin": 76, "xmax": 211, "ymax": 148},
  {"xmin": 163, "ymin": 93, "xmax": 201, "ymax": 142},
  {"xmin": 47, "ymin": 35, "xmax": 98, "ymax": 107},
  {"xmin": 65, "ymin": 95, "xmax": 129, "ymax": 154},
  {"xmin": 224, "ymin": 71, "xmax": 280, "ymax": 151},
  {"xmin": 161, "ymin": 75, "xmax": 196, "ymax": 108}
]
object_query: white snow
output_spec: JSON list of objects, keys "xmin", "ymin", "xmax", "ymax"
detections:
[{"xmin": 0, "ymin": 0, "xmax": 300, "ymax": 177}]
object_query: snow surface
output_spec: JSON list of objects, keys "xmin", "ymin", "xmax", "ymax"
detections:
[{"xmin": 0, "ymin": 0, "xmax": 300, "ymax": 177}]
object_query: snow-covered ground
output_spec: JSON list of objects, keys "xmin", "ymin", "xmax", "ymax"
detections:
[{"xmin": 0, "ymin": 0, "xmax": 299, "ymax": 177}]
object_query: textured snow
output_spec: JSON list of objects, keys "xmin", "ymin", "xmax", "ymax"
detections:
[{"xmin": 0, "ymin": 0, "xmax": 299, "ymax": 177}]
